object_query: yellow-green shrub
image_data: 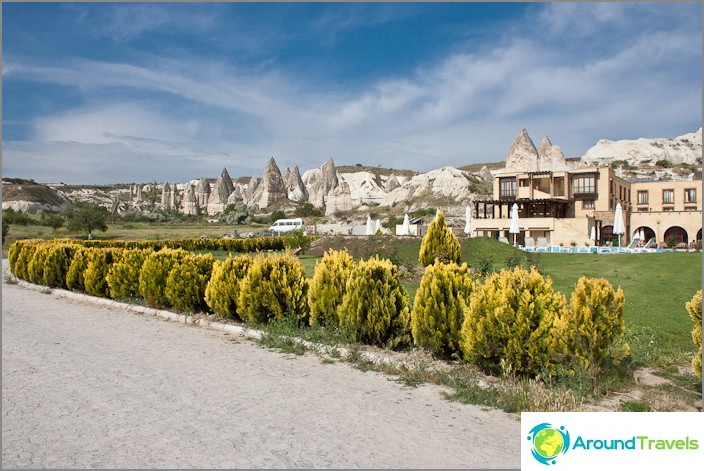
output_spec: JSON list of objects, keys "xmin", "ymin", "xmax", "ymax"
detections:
[
  {"xmin": 43, "ymin": 243, "xmax": 80, "ymax": 289},
  {"xmin": 8, "ymin": 240, "xmax": 33, "ymax": 277},
  {"xmin": 418, "ymin": 210, "xmax": 461, "ymax": 266},
  {"xmin": 165, "ymin": 253, "xmax": 215, "ymax": 312},
  {"xmin": 106, "ymin": 249, "xmax": 151, "ymax": 300},
  {"xmin": 66, "ymin": 247, "xmax": 93, "ymax": 292},
  {"xmin": 411, "ymin": 260, "xmax": 474, "ymax": 358},
  {"xmin": 27, "ymin": 244, "xmax": 51, "ymax": 285},
  {"xmin": 13, "ymin": 242, "xmax": 40, "ymax": 281},
  {"xmin": 460, "ymin": 267, "xmax": 567, "ymax": 377},
  {"xmin": 338, "ymin": 256, "xmax": 411, "ymax": 349},
  {"xmin": 84, "ymin": 249, "xmax": 120, "ymax": 298},
  {"xmin": 308, "ymin": 249, "xmax": 355, "ymax": 327},
  {"xmin": 686, "ymin": 290, "xmax": 702, "ymax": 379},
  {"xmin": 138, "ymin": 248, "xmax": 189, "ymax": 307},
  {"xmin": 238, "ymin": 252, "xmax": 309, "ymax": 325},
  {"xmin": 204, "ymin": 255, "xmax": 253, "ymax": 319},
  {"xmin": 553, "ymin": 277, "xmax": 629, "ymax": 374}
]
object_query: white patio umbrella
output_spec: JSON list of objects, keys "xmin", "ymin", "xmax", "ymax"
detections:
[
  {"xmin": 509, "ymin": 203, "xmax": 520, "ymax": 246},
  {"xmin": 639, "ymin": 228, "xmax": 646, "ymax": 243},
  {"xmin": 375, "ymin": 219, "xmax": 381, "ymax": 234},
  {"xmin": 590, "ymin": 225, "xmax": 597, "ymax": 244},
  {"xmin": 365, "ymin": 215, "xmax": 374, "ymax": 235},
  {"xmin": 400, "ymin": 213, "xmax": 411, "ymax": 236},
  {"xmin": 463, "ymin": 206, "xmax": 472, "ymax": 236},
  {"xmin": 613, "ymin": 203, "xmax": 625, "ymax": 247}
]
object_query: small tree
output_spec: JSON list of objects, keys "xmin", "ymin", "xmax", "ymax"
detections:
[
  {"xmin": 2, "ymin": 218, "xmax": 9, "ymax": 242},
  {"xmin": 308, "ymin": 249, "xmax": 355, "ymax": 327},
  {"xmin": 204, "ymin": 255, "xmax": 253, "ymax": 319},
  {"xmin": 411, "ymin": 261, "xmax": 474, "ymax": 358},
  {"xmin": 66, "ymin": 204, "xmax": 108, "ymax": 238},
  {"xmin": 282, "ymin": 230, "xmax": 311, "ymax": 254},
  {"xmin": 419, "ymin": 210, "xmax": 461, "ymax": 266},
  {"xmin": 338, "ymin": 256, "xmax": 411, "ymax": 349},
  {"xmin": 460, "ymin": 267, "xmax": 567, "ymax": 378},
  {"xmin": 165, "ymin": 254, "xmax": 215, "ymax": 312},
  {"xmin": 686, "ymin": 290, "xmax": 702, "ymax": 379},
  {"xmin": 553, "ymin": 277, "xmax": 629, "ymax": 375},
  {"xmin": 238, "ymin": 252, "xmax": 309, "ymax": 325}
]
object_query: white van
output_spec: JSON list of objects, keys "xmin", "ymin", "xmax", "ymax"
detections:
[{"xmin": 269, "ymin": 218, "xmax": 305, "ymax": 234}]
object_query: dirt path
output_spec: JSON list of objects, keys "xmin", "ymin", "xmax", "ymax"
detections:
[{"xmin": 1, "ymin": 264, "xmax": 520, "ymax": 469}]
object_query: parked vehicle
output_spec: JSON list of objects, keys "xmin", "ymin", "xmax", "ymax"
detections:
[{"xmin": 268, "ymin": 218, "xmax": 305, "ymax": 234}]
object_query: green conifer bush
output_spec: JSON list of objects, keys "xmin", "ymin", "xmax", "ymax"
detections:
[
  {"xmin": 238, "ymin": 252, "xmax": 309, "ymax": 325},
  {"xmin": 43, "ymin": 243, "xmax": 80, "ymax": 289},
  {"xmin": 418, "ymin": 210, "xmax": 461, "ymax": 266},
  {"xmin": 84, "ymin": 248, "xmax": 120, "ymax": 298},
  {"xmin": 13, "ymin": 242, "xmax": 40, "ymax": 281},
  {"xmin": 338, "ymin": 256, "xmax": 411, "ymax": 349},
  {"xmin": 138, "ymin": 248, "xmax": 188, "ymax": 307},
  {"xmin": 66, "ymin": 247, "xmax": 93, "ymax": 292},
  {"xmin": 411, "ymin": 260, "xmax": 474, "ymax": 357},
  {"xmin": 27, "ymin": 244, "xmax": 51, "ymax": 285},
  {"xmin": 106, "ymin": 248, "xmax": 151, "ymax": 300},
  {"xmin": 308, "ymin": 249, "xmax": 355, "ymax": 327},
  {"xmin": 204, "ymin": 255, "xmax": 253, "ymax": 319},
  {"xmin": 165, "ymin": 253, "xmax": 215, "ymax": 312},
  {"xmin": 460, "ymin": 267, "xmax": 567, "ymax": 377},
  {"xmin": 686, "ymin": 290, "xmax": 702, "ymax": 379},
  {"xmin": 553, "ymin": 277, "xmax": 629, "ymax": 374}
]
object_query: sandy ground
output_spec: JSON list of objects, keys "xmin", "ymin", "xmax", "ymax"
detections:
[{"xmin": 1, "ymin": 261, "xmax": 520, "ymax": 469}]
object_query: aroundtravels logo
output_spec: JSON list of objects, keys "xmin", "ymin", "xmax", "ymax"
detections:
[{"xmin": 526, "ymin": 423, "xmax": 571, "ymax": 465}]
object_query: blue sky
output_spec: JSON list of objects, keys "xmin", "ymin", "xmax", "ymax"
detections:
[{"xmin": 2, "ymin": 2, "xmax": 702, "ymax": 184}]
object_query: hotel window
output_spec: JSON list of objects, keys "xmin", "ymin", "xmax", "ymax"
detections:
[
  {"xmin": 573, "ymin": 175, "xmax": 595, "ymax": 194},
  {"xmin": 637, "ymin": 191, "xmax": 649, "ymax": 205},
  {"xmin": 685, "ymin": 188, "xmax": 697, "ymax": 203},
  {"xmin": 663, "ymin": 207, "xmax": 674, "ymax": 212},
  {"xmin": 663, "ymin": 189, "xmax": 674, "ymax": 204},
  {"xmin": 582, "ymin": 200, "xmax": 595, "ymax": 209},
  {"xmin": 500, "ymin": 180, "xmax": 516, "ymax": 198}
]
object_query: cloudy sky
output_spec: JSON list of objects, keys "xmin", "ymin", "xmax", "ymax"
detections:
[{"xmin": 2, "ymin": 2, "xmax": 701, "ymax": 184}]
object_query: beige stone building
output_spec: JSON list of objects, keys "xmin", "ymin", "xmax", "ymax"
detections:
[{"xmin": 472, "ymin": 166, "xmax": 702, "ymax": 248}]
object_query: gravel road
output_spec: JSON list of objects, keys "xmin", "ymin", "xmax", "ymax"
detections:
[{"xmin": 2, "ymin": 265, "xmax": 520, "ymax": 469}]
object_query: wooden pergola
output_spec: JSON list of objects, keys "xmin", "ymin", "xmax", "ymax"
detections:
[{"xmin": 473, "ymin": 198, "xmax": 574, "ymax": 219}]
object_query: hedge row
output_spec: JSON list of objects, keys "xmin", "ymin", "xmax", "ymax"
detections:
[
  {"xmin": 18, "ymin": 236, "xmax": 300, "ymax": 253},
  {"xmin": 9, "ymin": 240, "xmax": 634, "ymax": 378}
]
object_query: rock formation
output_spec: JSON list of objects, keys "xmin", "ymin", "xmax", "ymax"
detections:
[
  {"xmin": 303, "ymin": 157, "xmax": 340, "ymax": 209},
  {"xmin": 250, "ymin": 157, "xmax": 288, "ymax": 209},
  {"xmin": 582, "ymin": 128, "xmax": 702, "ymax": 166},
  {"xmin": 227, "ymin": 185, "xmax": 245, "ymax": 205},
  {"xmin": 245, "ymin": 176, "xmax": 260, "ymax": 204},
  {"xmin": 537, "ymin": 137, "xmax": 569, "ymax": 171},
  {"xmin": 384, "ymin": 173, "xmax": 401, "ymax": 192},
  {"xmin": 195, "ymin": 178, "xmax": 210, "ymax": 208},
  {"xmin": 161, "ymin": 182, "xmax": 172, "ymax": 210},
  {"xmin": 478, "ymin": 166, "xmax": 493, "ymax": 182},
  {"xmin": 207, "ymin": 168, "xmax": 235, "ymax": 215},
  {"xmin": 181, "ymin": 185, "xmax": 198, "ymax": 215},
  {"xmin": 285, "ymin": 166, "xmax": 308, "ymax": 203},
  {"xmin": 504, "ymin": 129, "xmax": 539, "ymax": 172},
  {"xmin": 324, "ymin": 181, "xmax": 354, "ymax": 216}
]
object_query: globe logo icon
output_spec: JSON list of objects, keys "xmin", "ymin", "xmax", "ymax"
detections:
[{"xmin": 527, "ymin": 423, "xmax": 570, "ymax": 465}]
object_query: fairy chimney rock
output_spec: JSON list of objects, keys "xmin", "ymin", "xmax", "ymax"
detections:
[
  {"xmin": 504, "ymin": 129, "xmax": 539, "ymax": 172},
  {"xmin": 251, "ymin": 157, "xmax": 288, "ymax": 209},
  {"xmin": 181, "ymin": 185, "xmax": 198, "ymax": 215},
  {"xmin": 286, "ymin": 165, "xmax": 309, "ymax": 203},
  {"xmin": 537, "ymin": 137, "xmax": 569, "ymax": 171},
  {"xmin": 384, "ymin": 173, "xmax": 401, "ymax": 192},
  {"xmin": 207, "ymin": 168, "xmax": 235, "ymax": 214}
]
